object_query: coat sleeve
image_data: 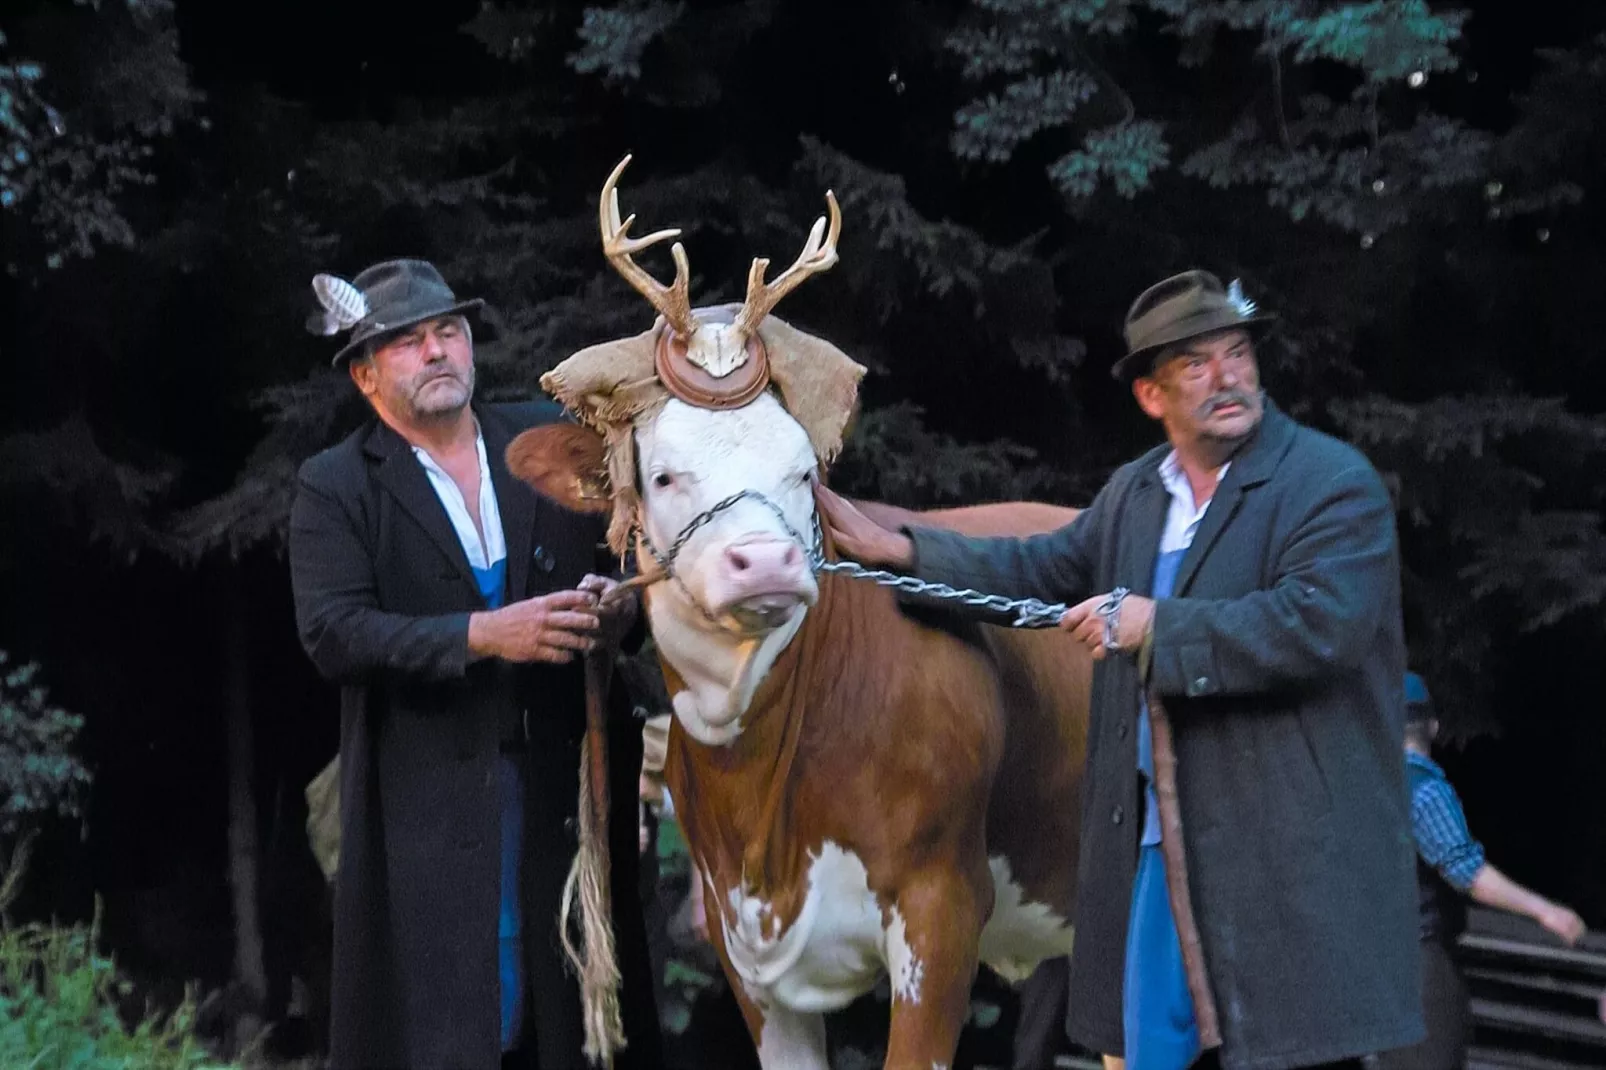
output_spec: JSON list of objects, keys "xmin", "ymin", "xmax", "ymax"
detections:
[
  {"xmin": 289, "ymin": 462, "xmax": 472, "ymax": 686},
  {"xmin": 904, "ymin": 479, "xmax": 1110, "ymax": 606},
  {"xmin": 1148, "ymin": 463, "xmax": 1396, "ymax": 699}
]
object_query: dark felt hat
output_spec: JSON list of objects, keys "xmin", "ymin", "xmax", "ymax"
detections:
[
  {"xmin": 305, "ymin": 258, "xmax": 488, "ymax": 367},
  {"xmin": 1111, "ymin": 269, "xmax": 1276, "ymax": 382}
]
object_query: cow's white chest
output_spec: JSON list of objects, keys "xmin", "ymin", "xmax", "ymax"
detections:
[{"xmin": 713, "ymin": 841, "xmax": 923, "ymax": 1013}]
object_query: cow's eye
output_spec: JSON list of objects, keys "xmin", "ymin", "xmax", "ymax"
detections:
[{"xmin": 651, "ymin": 471, "xmax": 675, "ymax": 490}]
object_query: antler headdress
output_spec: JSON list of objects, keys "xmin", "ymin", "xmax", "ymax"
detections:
[{"xmin": 541, "ymin": 155, "xmax": 866, "ymax": 554}]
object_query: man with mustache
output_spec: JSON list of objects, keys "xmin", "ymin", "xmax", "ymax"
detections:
[
  {"xmin": 288, "ymin": 259, "xmax": 662, "ymax": 1069},
  {"xmin": 820, "ymin": 270, "xmax": 1421, "ymax": 1070}
]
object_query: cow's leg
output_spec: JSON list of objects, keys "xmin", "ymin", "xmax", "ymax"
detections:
[
  {"xmin": 750, "ymin": 1001, "xmax": 829, "ymax": 1070},
  {"xmin": 720, "ymin": 979, "xmax": 828, "ymax": 1070},
  {"xmin": 881, "ymin": 873, "xmax": 989, "ymax": 1070},
  {"xmin": 703, "ymin": 893, "xmax": 830, "ymax": 1069}
]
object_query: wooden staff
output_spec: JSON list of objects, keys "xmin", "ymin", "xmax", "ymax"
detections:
[{"xmin": 1146, "ymin": 687, "xmax": 1222, "ymax": 1049}]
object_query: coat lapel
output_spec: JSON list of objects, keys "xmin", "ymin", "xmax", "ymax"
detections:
[
  {"xmin": 480, "ymin": 407, "xmax": 536, "ymax": 603},
  {"xmin": 1118, "ymin": 457, "xmax": 1170, "ymax": 596},
  {"xmin": 366, "ymin": 421, "xmax": 481, "ymax": 600},
  {"xmin": 1171, "ymin": 403, "xmax": 1296, "ymax": 597}
]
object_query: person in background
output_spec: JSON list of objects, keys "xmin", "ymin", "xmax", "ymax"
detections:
[{"xmin": 1380, "ymin": 671, "xmax": 1588, "ymax": 1070}]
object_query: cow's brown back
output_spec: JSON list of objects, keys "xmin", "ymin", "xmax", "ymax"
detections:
[{"xmin": 860, "ymin": 500, "xmax": 1092, "ymax": 930}]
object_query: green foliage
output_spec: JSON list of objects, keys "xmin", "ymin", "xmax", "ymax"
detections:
[
  {"xmin": 1332, "ymin": 394, "xmax": 1606, "ymax": 734},
  {"xmin": 0, "ymin": 0, "xmax": 199, "ymax": 268},
  {"xmin": 952, "ymin": 0, "xmax": 1484, "ymax": 230},
  {"xmin": 1050, "ymin": 119, "xmax": 1169, "ymax": 199},
  {"xmin": 567, "ymin": 3, "xmax": 686, "ymax": 82},
  {"xmin": 0, "ymin": 653, "xmax": 90, "ymax": 840},
  {"xmin": 796, "ymin": 136, "xmax": 1038, "ymax": 317},
  {"xmin": 650, "ymin": 819, "xmax": 720, "ymax": 1036},
  {"xmin": 0, "ymin": 913, "xmax": 234, "ymax": 1069},
  {"xmin": 832, "ymin": 403, "xmax": 1052, "ymax": 506}
]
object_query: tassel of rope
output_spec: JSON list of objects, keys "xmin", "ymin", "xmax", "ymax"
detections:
[{"xmin": 559, "ymin": 648, "xmax": 628, "ymax": 1066}]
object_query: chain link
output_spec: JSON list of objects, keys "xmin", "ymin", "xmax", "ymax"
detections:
[
  {"xmin": 636, "ymin": 488, "xmax": 1068, "ymax": 631},
  {"xmin": 810, "ymin": 556, "xmax": 1067, "ymax": 629}
]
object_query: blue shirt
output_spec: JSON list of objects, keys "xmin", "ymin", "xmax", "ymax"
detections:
[{"xmin": 1405, "ymin": 750, "xmax": 1485, "ymax": 893}]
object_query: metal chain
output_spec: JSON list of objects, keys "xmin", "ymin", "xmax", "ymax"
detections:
[
  {"xmin": 635, "ymin": 489, "xmax": 1068, "ymax": 631},
  {"xmin": 808, "ymin": 543, "xmax": 1067, "ymax": 630}
]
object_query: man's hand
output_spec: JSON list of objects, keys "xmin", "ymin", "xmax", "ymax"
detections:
[
  {"xmin": 1058, "ymin": 592, "xmax": 1155, "ymax": 660},
  {"xmin": 468, "ymin": 589, "xmax": 600, "ymax": 664},
  {"xmin": 579, "ymin": 573, "xmax": 638, "ymax": 648},
  {"xmin": 1537, "ymin": 902, "xmax": 1587, "ymax": 946},
  {"xmin": 814, "ymin": 484, "xmax": 915, "ymax": 569}
]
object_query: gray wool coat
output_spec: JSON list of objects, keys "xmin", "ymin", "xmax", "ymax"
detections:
[{"xmin": 909, "ymin": 402, "xmax": 1424, "ymax": 1070}]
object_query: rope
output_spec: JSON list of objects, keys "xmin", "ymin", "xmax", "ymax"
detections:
[{"xmin": 559, "ymin": 651, "xmax": 628, "ymax": 1066}]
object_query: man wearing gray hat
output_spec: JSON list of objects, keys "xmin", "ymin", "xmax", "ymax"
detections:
[
  {"xmin": 820, "ymin": 270, "xmax": 1423, "ymax": 1070},
  {"xmin": 288, "ymin": 259, "xmax": 662, "ymax": 1069}
]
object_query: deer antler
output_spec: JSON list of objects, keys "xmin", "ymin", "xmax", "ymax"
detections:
[
  {"xmin": 600, "ymin": 155, "xmax": 696, "ymax": 338},
  {"xmin": 732, "ymin": 190, "xmax": 842, "ymax": 340}
]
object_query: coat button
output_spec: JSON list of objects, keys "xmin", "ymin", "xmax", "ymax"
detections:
[
  {"xmin": 533, "ymin": 545, "xmax": 556, "ymax": 573},
  {"xmin": 1117, "ymin": 721, "xmax": 1129, "ymax": 740},
  {"xmin": 564, "ymin": 817, "xmax": 578, "ymax": 835},
  {"xmin": 1192, "ymin": 675, "xmax": 1210, "ymax": 694},
  {"xmin": 1111, "ymin": 805, "xmax": 1124, "ymax": 825}
]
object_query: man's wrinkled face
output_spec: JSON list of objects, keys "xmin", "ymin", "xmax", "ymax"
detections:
[
  {"xmin": 350, "ymin": 315, "xmax": 475, "ymax": 424},
  {"xmin": 1133, "ymin": 328, "xmax": 1263, "ymax": 450}
]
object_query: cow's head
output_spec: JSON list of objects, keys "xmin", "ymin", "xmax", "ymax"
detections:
[
  {"xmin": 510, "ymin": 157, "xmax": 866, "ymax": 740},
  {"xmin": 507, "ymin": 389, "xmax": 824, "ymax": 633}
]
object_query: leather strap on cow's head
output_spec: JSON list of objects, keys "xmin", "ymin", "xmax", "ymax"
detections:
[{"xmin": 654, "ymin": 306, "xmax": 771, "ymax": 410}]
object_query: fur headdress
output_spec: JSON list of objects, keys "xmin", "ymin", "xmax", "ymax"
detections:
[{"xmin": 542, "ymin": 305, "xmax": 865, "ymax": 555}]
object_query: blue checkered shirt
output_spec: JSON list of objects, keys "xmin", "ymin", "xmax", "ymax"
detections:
[{"xmin": 1406, "ymin": 750, "xmax": 1486, "ymax": 892}]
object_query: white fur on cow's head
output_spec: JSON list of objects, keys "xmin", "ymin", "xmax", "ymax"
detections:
[
  {"xmin": 633, "ymin": 392, "xmax": 824, "ymax": 746},
  {"xmin": 504, "ymin": 388, "xmax": 835, "ymax": 747},
  {"xmin": 637, "ymin": 392, "xmax": 821, "ymax": 633}
]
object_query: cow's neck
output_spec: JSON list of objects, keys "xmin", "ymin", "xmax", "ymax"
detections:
[
  {"xmin": 659, "ymin": 567, "xmax": 904, "ymax": 903},
  {"xmin": 647, "ymin": 583, "xmax": 807, "ymax": 748}
]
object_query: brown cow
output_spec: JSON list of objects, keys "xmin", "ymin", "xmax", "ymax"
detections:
[{"xmin": 509, "ymin": 158, "xmax": 1092, "ymax": 1070}]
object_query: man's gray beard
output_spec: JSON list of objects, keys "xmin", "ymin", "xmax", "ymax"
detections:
[{"xmin": 407, "ymin": 365, "xmax": 475, "ymax": 420}]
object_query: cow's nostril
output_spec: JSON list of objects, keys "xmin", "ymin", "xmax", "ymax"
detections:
[
  {"xmin": 726, "ymin": 548, "xmax": 751, "ymax": 572},
  {"xmin": 782, "ymin": 543, "xmax": 801, "ymax": 567}
]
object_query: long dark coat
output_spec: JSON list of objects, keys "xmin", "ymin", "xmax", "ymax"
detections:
[
  {"xmin": 910, "ymin": 402, "xmax": 1423, "ymax": 1070},
  {"xmin": 288, "ymin": 401, "xmax": 662, "ymax": 1070}
]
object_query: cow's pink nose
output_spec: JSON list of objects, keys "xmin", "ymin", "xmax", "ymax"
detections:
[{"xmin": 724, "ymin": 540, "xmax": 802, "ymax": 574}]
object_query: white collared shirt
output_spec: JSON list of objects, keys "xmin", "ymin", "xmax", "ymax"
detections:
[
  {"xmin": 411, "ymin": 425, "xmax": 506, "ymax": 572},
  {"xmin": 1156, "ymin": 449, "xmax": 1230, "ymax": 555}
]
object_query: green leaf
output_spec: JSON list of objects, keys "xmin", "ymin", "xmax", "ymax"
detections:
[{"xmin": 1048, "ymin": 119, "xmax": 1170, "ymax": 198}]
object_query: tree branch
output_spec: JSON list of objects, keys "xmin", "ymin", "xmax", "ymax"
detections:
[{"xmin": 1270, "ymin": 49, "xmax": 1293, "ymax": 153}]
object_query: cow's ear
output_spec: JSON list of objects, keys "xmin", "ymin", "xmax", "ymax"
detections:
[{"xmin": 506, "ymin": 423, "xmax": 612, "ymax": 514}]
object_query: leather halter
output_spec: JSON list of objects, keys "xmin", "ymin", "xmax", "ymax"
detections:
[{"xmin": 653, "ymin": 307, "xmax": 772, "ymax": 410}]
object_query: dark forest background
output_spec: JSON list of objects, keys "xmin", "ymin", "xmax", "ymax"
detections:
[{"xmin": 1, "ymin": 0, "xmax": 1603, "ymax": 1063}]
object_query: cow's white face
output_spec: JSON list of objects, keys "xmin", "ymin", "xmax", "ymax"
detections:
[{"xmin": 635, "ymin": 392, "xmax": 821, "ymax": 634}]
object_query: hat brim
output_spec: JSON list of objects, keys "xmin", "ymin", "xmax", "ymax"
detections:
[
  {"xmin": 331, "ymin": 298, "xmax": 489, "ymax": 367},
  {"xmin": 1111, "ymin": 311, "xmax": 1276, "ymax": 383}
]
